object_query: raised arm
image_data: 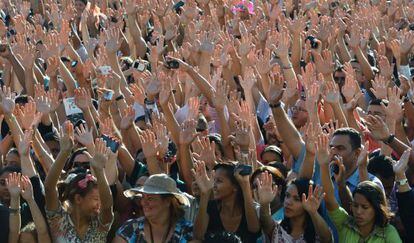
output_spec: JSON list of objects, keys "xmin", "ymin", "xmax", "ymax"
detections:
[
  {"xmin": 89, "ymin": 138, "xmax": 114, "ymax": 229},
  {"xmin": 365, "ymin": 115, "xmax": 414, "ymax": 168},
  {"xmin": 393, "ymin": 149, "xmax": 414, "ymax": 242},
  {"xmin": 6, "ymin": 173, "xmax": 21, "ymax": 243},
  {"xmin": 178, "ymin": 119, "xmax": 199, "ymax": 189},
  {"xmin": 0, "ymin": 45, "xmax": 26, "ymax": 88},
  {"xmin": 58, "ymin": 59, "xmax": 78, "ymax": 97},
  {"xmin": 138, "ymin": 130, "xmax": 163, "ymax": 175},
  {"xmin": 125, "ymin": 0, "xmax": 148, "ymax": 58},
  {"xmin": 192, "ymin": 161, "xmax": 213, "ymax": 240},
  {"xmin": 235, "ymin": 167, "xmax": 260, "ymax": 233},
  {"xmin": 171, "ymin": 58, "xmax": 215, "ymax": 105},
  {"xmin": 213, "ymin": 79, "xmax": 234, "ymax": 160},
  {"xmin": 256, "ymin": 171, "xmax": 277, "ymax": 237},
  {"xmin": 299, "ymin": 122, "xmax": 318, "ymax": 180},
  {"xmin": 20, "ymin": 176, "xmax": 51, "ymax": 243},
  {"xmin": 17, "ymin": 130, "xmax": 38, "ymax": 178},
  {"xmin": 317, "ymin": 134, "xmax": 340, "ymax": 211},
  {"xmin": 267, "ymin": 73, "xmax": 305, "ymax": 159},
  {"xmin": 302, "ymin": 185, "xmax": 333, "ymax": 243},
  {"xmin": 44, "ymin": 121, "xmax": 74, "ymax": 211}
]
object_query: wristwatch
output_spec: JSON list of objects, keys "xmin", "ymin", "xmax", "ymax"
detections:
[
  {"xmin": 115, "ymin": 94, "xmax": 125, "ymax": 101},
  {"xmin": 396, "ymin": 178, "xmax": 408, "ymax": 186},
  {"xmin": 383, "ymin": 134, "xmax": 395, "ymax": 145},
  {"xmin": 269, "ymin": 102, "xmax": 282, "ymax": 109}
]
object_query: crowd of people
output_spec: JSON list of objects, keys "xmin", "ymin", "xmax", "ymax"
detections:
[{"xmin": 0, "ymin": 0, "xmax": 413, "ymax": 242}]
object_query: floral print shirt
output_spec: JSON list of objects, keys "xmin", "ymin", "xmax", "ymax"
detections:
[
  {"xmin": 271, "ymin": 222, "xmax": 321, "ymax": 243},
  {"xmin": 46, "ymin": 204, "xmax": 111, "ymax": 243},
  {"xmin": 116, "ymin": 217, "xmax": 193, "ymax": 243}
]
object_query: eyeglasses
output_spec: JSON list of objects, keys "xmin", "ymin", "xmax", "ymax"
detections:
[
  {"xmin": 334, "ymin": 76, "xmax": 345, "ymax": 84},
  {"xmin": 73, "ymin": 162, "xmax": 90, "ymax": 170}
]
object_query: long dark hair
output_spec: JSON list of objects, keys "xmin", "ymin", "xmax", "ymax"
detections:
[
  {"xmin": 213, "ymin": 163, "xmax": 244, "ymax": 206},
  {"xmin": 64, "ymin": 148, "xmax": 89, "ymax": 171},
  {"xmin": 281, "ymin": 179, "xmax": 317, "ymax": 243},
  {"xmin": 353, "ymin": 181, "xmax": 392, "ymax": 227}
]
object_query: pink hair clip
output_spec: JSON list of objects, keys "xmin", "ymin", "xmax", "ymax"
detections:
[
  {"xmin": 77, "ymin": 174, "xmax": 96, "ymax": 189},
  {"xmin": 231, "ymin": 0, "xmax": 254, "ymax": 15}
]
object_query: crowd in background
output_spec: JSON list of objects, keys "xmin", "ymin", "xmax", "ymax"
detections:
[{"xmin": 0, "ymin": 0, "xmax": 413, "ymax": 242}]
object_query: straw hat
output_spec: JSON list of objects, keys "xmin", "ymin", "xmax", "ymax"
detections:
[{"xmin": 124, "ymin": 174, "xmax": 190, "ymax": 207}]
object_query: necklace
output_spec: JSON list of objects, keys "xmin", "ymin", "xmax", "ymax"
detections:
[{"xmin": 148, "ymin": 218, "xmax": 173, "ymax": 243}]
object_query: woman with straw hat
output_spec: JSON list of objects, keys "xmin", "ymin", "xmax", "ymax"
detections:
[{"xmin": 113, "ymin": 173, "xmax": 194, "ymax": 243}]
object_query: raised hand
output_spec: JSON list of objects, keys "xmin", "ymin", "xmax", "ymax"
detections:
[
  {"xmin": 179, "ymin": 119, "xmax": 199, "ymax": 145},
  {"xmin": 345, "ymin": 25, "xmax": 361, "ymax": 50},
  {"xmin": 158, "ymin": 77, "xmax": 172, "ymax": 106},
  {"xmin": 74, "ymin": 123, "xmax": 94, "ymax": 147},
  {"xmin": 187, "ymin": 97, "xmax": 200, "ymax": 121},
  {"xmin": 144, "ymin": 72, "xmax": 161, "ymax": 97},
  {"xmin": 46, "ymin": 57, "xmax": 60, "ymax": 77},
  {"xmin": 316, "ymin": 134, "xmax": 330, "ymax": 165},
  {"xmin": 342, "ymin": 63, "xmax": 358, "ymax": 102},
  {"xmin": 399, "ymin": 31, "xmax": 414, "ymax": 55},
  {"xmin": 304, "ymin": 121, "xmax": 321, "ymax": 154},
  {"xmin": 20, "ymin": 175, "xmax": 34, "ymax": 201},
  {"xmin": 304, "ymin": 83, "xmax": 319, "ymax": 116},
  {"xmin": 315, "ymin": 16, "xmax": 332, "ymax": 44},
  {"xmin": 230, "ymin": 119, "xmax": 251, "ymax": 150},
  {"xmin": 192, "ymin": 137, "xmax": 217, "ymax": 170},
  {"xmin": 100, "ymin": 117, "xmax": 115, "ymax": 137},
  {"xmin": 357, "ymin": 141, "xmax": 369, "ymax": 168},
  {"xmin": 120, "ymin": 106, "xmax": 135, "ymax": 130},
  {"xmin": 312, "ymin": 49, "xmax": 334, "ymax": 75},
  {"xmin": 19, "ymin": 41, "xmax": 36, "ymax": 69},
  {"xmin": 35, "ymin": 94, "xmax": 52, "ymax": 114},
  {"xmin": 59, "ymin": 121, "xmax": 75, "ymax": 152},
  {"xmin": 255, "ymin": 171, "xmax": 278, "ymax": 205},
  {"xmin": 0, "ymin": 86, "xmax": 16, "ymax": 115},
  {"xmin": 370, "ymin": 75, "xmax": 388, "ymax": 99},
  {"xmin": 105, "ymin": 27, "xmax": 122, "ymax": 53},
  {"xmin": 154, "ymin": 122, "xmax": 170, "ymax": 157},
  {"xmin": 90, "ymin": 138, "xmax": 111, "ymax": 170},
  {"xmin": 274, "ymin": 28, "xmax": 290, "ymax": 58},
  {"xmin": 323, "ymin": 81, "xmax": 340, "ymax": 104},
  {"xmin": 236, "ymin": 22, "xmax": 254, "ymax": 57},
  {"xmin": 332, "ymin": 155, "xmax": 346, "ymax": 184},
  {"xmin": 17, "ymin": 129, "xmax": 33, "ymax": 156},
  {"xmin": 287, "ymin": 15, "xmax": 306, "ymax": 36},
  {"xmin": 6, "ymin": 172, "xmax": 21, "ymax": 199},
  {"xmin": 267, "ymin": 72, "xmax": 285, "ymax": 104},
  {"xmin": 239, "ymin": 67, "xmax": 256, "ymax": 91},
  {"xmin": 74, "ymin": 88, "xmax": 92, "ymax": 110},
  {"xmin": 393, "ymin": 149, "xmax": 411, "ymax": 177},
  {"xmin": 302, "ymin": 184, "xmax": 325, "ymax": 215},
  {"xmin": 191, "ymin": 160, "xmax": 214, "ymax": 195},
  {"xmin": 384, "ymin": 87, "xmax": 403, "ymax": 122},
  {"xmin": 300, "ymin": 62, "xmax": 317, "ymax": 88},
  {"xmin": 139, "ymin": 129, "xmax": 159, "ymax": 158},
  {"xmin": 364, "ymin": 115, "xmax": 390, "ymax": 142},
  {"xmin": 130, "ymin": 82, "xmax": 146, "ymax": 106},
  {"xmin": 17, "ymin": 101, "xmax": 42, "ymax": 130},
  {"xmin": 213, "ymin": 79, "xmax": 229, "ymax": 111},
  {"xmin": 199, "ymin": 30, "xmax": 218, "ymax": 55},
  {"xmin": 256, "ymin": 48, "xmax": 272, "ymax": 75},
  {"xmin": 48, "ymin": 88, "xmax": 61, "ymax": 112},
  {"xmin": 378, "ymin": 56, "xmax": 393, "ymax": 78}
]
